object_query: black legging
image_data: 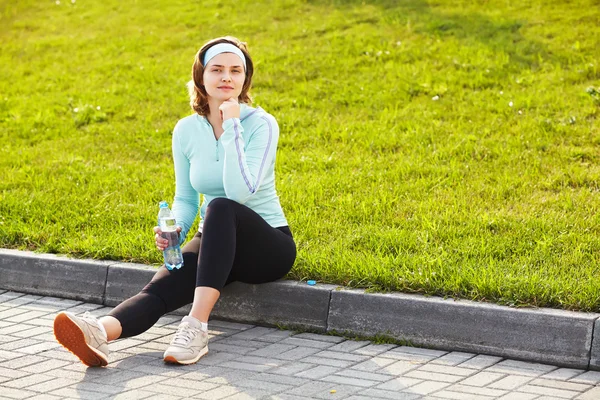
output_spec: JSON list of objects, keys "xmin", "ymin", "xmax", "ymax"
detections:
[{"xmin": 108, "ymin": 197, "xmax": 296, "ymax": 338}]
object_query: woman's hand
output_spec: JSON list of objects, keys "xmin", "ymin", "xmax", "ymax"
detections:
[
  {"xmin": 219, "ymin": 97, "xmax": 240, "ymax": 121},
  {"xmin": 153, "ymin": 226, "xmax": 182, "ymax": 251}
]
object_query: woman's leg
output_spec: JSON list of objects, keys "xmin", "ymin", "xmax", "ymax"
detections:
[
  {"xmin": 105, "ymin": 232, "xmax": 203, "ymax": 339},
  {"xmin": 191, "ymin": 197, "xmax": 296, "ymax": 333}
]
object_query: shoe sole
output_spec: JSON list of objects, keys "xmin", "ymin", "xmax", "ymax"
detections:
[
  {"xmin": 163, "ymin": 346, "xmax": 208, "ymax": 365},
  {"xmin": 53, "ymin": 312, "xmax": 108, "ymax": 367}
]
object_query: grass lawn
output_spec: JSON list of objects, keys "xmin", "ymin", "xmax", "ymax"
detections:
[{"xmin": 1, "ymin": 0, "xmax": 599, "ymax": 310}]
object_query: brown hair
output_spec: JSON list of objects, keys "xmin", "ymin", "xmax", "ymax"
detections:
[{"xmin": 188, "ymin": 36, "xmax": 254, "ymax": 116}]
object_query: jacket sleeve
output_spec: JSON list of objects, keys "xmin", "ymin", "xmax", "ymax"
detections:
[
  {"xmin": 170, "ymin": 124, "xmax": 199, "ymax": 245},
  {"xmin": 220, "ymin": 114, "xmax": 279, "ymax": 204}
]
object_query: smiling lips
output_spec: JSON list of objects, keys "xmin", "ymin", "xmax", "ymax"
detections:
[{"xmin": 218, "ymin": 86, "xmax": 234, "ymax": 90}]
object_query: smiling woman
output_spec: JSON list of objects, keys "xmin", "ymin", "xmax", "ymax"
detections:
[{"xmin": 52, "ymin": 36, "xmax": 297, "ymax": 367}]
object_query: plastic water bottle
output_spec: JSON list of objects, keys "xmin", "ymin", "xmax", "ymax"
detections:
[{"xmin": 158, "ymin": 201, "xmax": 183, "ymax": 270}]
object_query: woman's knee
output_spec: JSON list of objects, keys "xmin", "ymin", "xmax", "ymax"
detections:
[{"xmin": 206, "ymin": 197, "xmax": 237, "ymax": 218}]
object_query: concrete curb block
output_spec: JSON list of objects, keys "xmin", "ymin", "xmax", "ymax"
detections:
[
  {"xmin": 0, "ymin": 249, "xmax": 110, "ymax": 303},
  {"xmin": 1, "ymin": 249, "xmax": 599, "ymax": 369},
  {"xmin": 328, "ymin": 288, "xmax": 598, "ymax": 369}
]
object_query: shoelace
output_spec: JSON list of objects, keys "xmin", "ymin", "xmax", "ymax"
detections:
[
  {"xmin": 81, "ymin": 311, "xmax": 95, "ymax": 322},
  {"xmin": 172, "ymin": 323, "xmax": 199, "ymax": 346}
]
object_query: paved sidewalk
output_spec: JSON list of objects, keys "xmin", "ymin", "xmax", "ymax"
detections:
[{"xmin": 1, "ymin": 291, "xmax": 600, "ymax": 400}]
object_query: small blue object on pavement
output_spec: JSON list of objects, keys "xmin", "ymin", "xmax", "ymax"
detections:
[{"xmin": 307, "ymin": 280, "xmax": 316, "ymax": 286}]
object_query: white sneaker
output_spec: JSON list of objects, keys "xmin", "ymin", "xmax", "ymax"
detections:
[
  {"xmin": 163, "ymin": 316, "xmax": 208, "ymax": 365},
  {"xmin": 53, "ymin": 311, "xmax": 109, "ymax": 367}
]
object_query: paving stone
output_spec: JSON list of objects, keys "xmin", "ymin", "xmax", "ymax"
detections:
[
  {"xmin": 0, "ymin": 350, "xmax": 21, "ymax": 361},
  {"xmin": 318, "ymin": 374, "xmax": 379, "ymax": 388},
  {"xmin": 351, "ymin": 356, "xmax": 397, "ymax": 372},
  {"xmin": 26, "ymin": 377, "xmax": 79, "ymax": 392},
  {"xmin": 0, "ymin": 323, "xmax": 37, "ymax": 335},
  {"xmin": 26, "ymin": 394, "xmax": 64, "ymax": 400},
  {"xmin": 286, "ymin": 381, "xmax": 345, "ymax": 397},
  {"xmin": 459, "ymin": 355, "xmax": 503, "ymax": 370},
  {"xmin": 460, "ymin": 371, "xmax": 505, "ymax": 387},
  {"xmin": 234, "ymin": 377, "xmax": 293, "ymax": 394},
  {"xmin": 3, "ymin": 373, "xmax": 55, "ymax": 389},
  {"xmin": 312, "ymin": 350, "xmax": 369, "ymax": 363},
  {"xmin": 106, "ymin": 390, "xmax": 156, "ymax": 400},
  {"xmin": 226, "ymin": 389, "xmax": 273, "ymax": 400},
  {"xmin": 376, "ymin": 376, "xmax": 423, "ymax": 391},
  {"xmin": 0, "ymin": 387, "xmax": 37, "ymax": 399},
  {"xmin": 496, "ymin": 393, "xmax": 539, "ymax": 400},
  {"xmin": 0, "ymin": 338, "xmax": 41, "ymax": 351},
  {"xmin": 67, "ymin": 381, "xmax": 127, "ymax": 395},
  {"xmin": 357, "ymin": 388, "xmax": 420, "ymax": 400},
  {"xmin": 159, "ymin": 377, "xmax": 218, "ymax": 392},
  {"xmin": 0, "ymin": 365, "xmax": 32, "ymax": 379},
  {"xmin": 233, "ymin": 355, "xmax": 286, "ymax": 368},
  {"xmin": 298, "ymin": 355, "xmax": 355, "ymax": 368},
  {"xmin": 529, "ymin": 378, "xmax": 591, "ymax": 392},
  {"xmin": 246, "ymin": 343, "xmax": 296, "ymax": 358},
  {"xmin": 215, "ymin": 338, "xmax": 272, "ymax": 350},
  {"xmin": 353, "ymin": 343, "xmax": 397, "ymax": 356},
  {"xmin": 0, "ymin": 307, "xmax": 28, "ymax": 322},
  {"xmin": 295, "ymin": 365, "xmax": 340, "ymax": 380},
  {"xmin": 275, "ymin": 346, "xmax": 321, "ymax": 361},
  {"xmin": 431, "ymin": 352, "xmax": 476, "ymax": 366},
  {"xmin": 378, "ymin": 348, "xmax": 441, "ymax": 363},
  {"xmin": 19, "ymin": 359, "xmax": 71, "ymax": 374},
  {"xmin": 577, "ymin": 387, "xmax": 600, "ymax": 399},
  {"xmin": 431, "ymin": 389, "xmax": 498, "ymax": 400},
  {"xmin": 379, "ymin": 360, "xmax": 423, "ymax": 375},
  {"xmin": 328, "ymin": 340, "xmax": 370, "ymax": 353},
  {"xmin": 405, "ymin": 370, "xmax": 465, "ymax": 383},
  {"xmin": 444, "ymin": 383, "xmax": 508, "ymax": 397},
  {"xmin": 334, "ymin": 369, "xmax": 393, "ymax": 383},
  {"xmin": 292, "ymin": 333, "xmax": 346, "ymax": 343},
  {"xmin": 570, "ymin": 371, "xmax": 600, "ymax": 384},
  {"xmin": 210, "ymin": 342, "xmax": 257, "ymax": 355},
  {"xmin": 518, "ymin": 384, "xmax": 581, "ymax": 398},
  {"xmin": 48, "ymin": 387, "xmax": 110, "ymax": 399},
  {"xmin": 252, "ymin": 372, "xmax": 310, "ymax": 387},
  {"xmin": 541, "ymin": 368, "xmax": 585, "ymax": 381},
  {"xmin": 417, "ymin": 363, "xmax": 478, "ymax": 377},
  {"xmin": 254, "ymin": 330, "xmax": 295, "ymax": 343},
  {"xmin": 228, "ymin": 326, "xmax": 278, "ymax": 340},
  {"xmin": 0, "ymin": 354, "xmax": 48, "ymax": 369},
  {"xmin": 208, "ymin": 319, "xmax": 254, "ymax": 331},
  {"xmin": 268, "ymin": 362, "xmax": 315, "ymax": 376},
  {"xmin": 312, "ymin": 384, "xmax": 363, "ymax": 399},
  {"xmin": 280, "ymin": 337, "xmax": 337, "ymax": 349},
  {"xmin": 195, "ymin": 385, "xmax": 240, "ymax": 399},
  {"xmin": 109, "ymin": 339, "xmax": 147, "ymax": 352},
  {"xmin": 489, "ymin": 375, "xmax": 534, "ymax": 390},
  {"xmin": 15, "ymin": 341, "xmax": 61, "ymax": 355},
  {"xmin": 215, "ymin": 360, "xmax": 274, "ymax": 373},
  {"xmin": 405, "ymin": 380, "xmax": 451, "ymax": 395},
  {"xmin": 191, "ymin": 365, "xmax": 259, "ymax": 384},
  {"xmin": 5, "ymin": 310, "xmax": 49, "ymax": 323},
  {"xmin": 10, "ymin": 325, "xmax": 50, "ymax": 339},
  {"xmin": 142, "ymin": 395, "xmax": 182, "ymax": 400}
]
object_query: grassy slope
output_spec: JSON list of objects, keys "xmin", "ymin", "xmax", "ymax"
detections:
[{"xmin": 1, "ymin": 0, "xmax": 599, "ymax": 310}]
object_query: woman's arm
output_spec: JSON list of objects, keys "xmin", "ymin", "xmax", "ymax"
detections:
[
  {"xmin": 220, "ymin": 114, "xmax": 279, "ymax": 204},
  {"xmin": 171, "ymin": 125, "xmax": 199, "ymax": 245}
]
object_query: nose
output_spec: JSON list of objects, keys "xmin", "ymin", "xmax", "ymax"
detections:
[{"xmin": 221, "ymin": 73, "xmax": 232, "ymax": 82}]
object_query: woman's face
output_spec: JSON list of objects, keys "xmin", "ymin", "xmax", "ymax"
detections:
[{"xmin": 203, "ymin": 52, "xmax": 246, "ymax": 101}]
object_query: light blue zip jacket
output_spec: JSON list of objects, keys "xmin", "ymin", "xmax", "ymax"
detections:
[{"xmin": 171, "ymin": 103, "xmax": 288, "ymax": 244}]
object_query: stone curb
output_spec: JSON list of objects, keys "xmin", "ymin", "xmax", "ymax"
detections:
[{"xmin": 1, "ymin": 248, "xmax": 599, "ymax": 370}]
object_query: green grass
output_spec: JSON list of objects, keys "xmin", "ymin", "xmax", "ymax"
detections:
[{"xmin": 1, "ymin": 0, "xmax": 599, "ymax": 310}]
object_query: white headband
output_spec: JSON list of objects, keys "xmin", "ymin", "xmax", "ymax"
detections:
[{"xmin": 203, "ymin": 43, "xmax": 247, "ymax": 71}]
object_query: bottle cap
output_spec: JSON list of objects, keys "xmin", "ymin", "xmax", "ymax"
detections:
[
  {"xmin": 159, "ymin": 201, "xmax": 169, "ymax": 208},
  {"xmin": 307, "ymin": 280, "xmax": 316, "ymax": 286}
]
